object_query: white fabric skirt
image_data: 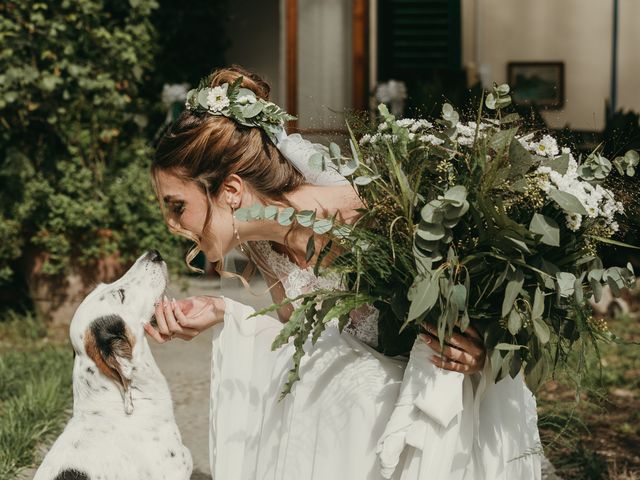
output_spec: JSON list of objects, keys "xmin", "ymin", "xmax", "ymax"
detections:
[{"xmin": 209, "ymin": 297, "xmax": 543, "ymax": 480}]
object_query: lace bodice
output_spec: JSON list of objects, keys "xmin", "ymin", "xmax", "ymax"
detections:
[{"xmin": 251, "ymin": 240, "xmax": 379, "ymax": 347}]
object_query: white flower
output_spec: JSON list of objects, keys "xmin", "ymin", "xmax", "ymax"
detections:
[
  {"xmin": 419, "ymin": 134, "xmax": 444, "ymax": 146},
  {"xmin": 237, "ymin": 94, "xmax": 257, "ymax": 105},
  {"xmin": 206, "ymin": 85, "xmax": 229, "ymax": 112},
  {"xmin": 378, "ymin": 122, "xmax": 389, "ymax": 132},
  {"xmin": 410, "ymin": 119, "xmax": 433, "ymax": 132},
  {"xmin": 535, "ymin": 135, "xmax": 560, "ymax": 157},
  {"xmin": 359, "ymin": 134, "xmax": 372, "ymax": 146},
  {"xmin": 566, "ymin": 213, "xmax": 582, "ymax": 231},
  {"xmin": 408, "ymin": 132, "xmax": 416, "ymax": 141},
  {"xmin": 396, "ymin": 118, "xmax": 415, "ymax": 128}
]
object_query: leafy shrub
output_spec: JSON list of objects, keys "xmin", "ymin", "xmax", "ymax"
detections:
[{"xmin": 0, "ymin": 0, "xmax": 187, "ymax": 285}]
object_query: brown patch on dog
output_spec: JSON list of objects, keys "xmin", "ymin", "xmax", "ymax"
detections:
[{"xmin": 84, "ymin": 315, "xmax": 136, "ymax": 390}]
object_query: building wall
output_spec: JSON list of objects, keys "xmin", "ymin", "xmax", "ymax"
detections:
[
  {"xmin": 461, "ymin": 0, "xmax": 640, "ymax": 130},
  {"xmin": 298, "ymin": 0, "xmax": 353, "ymax": 130},
  {"xmin": 226, "ymin": 0, "xmax": 283, "ymax": 106}
]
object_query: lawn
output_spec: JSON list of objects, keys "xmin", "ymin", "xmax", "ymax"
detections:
[
  {"xmin": 538, "ymin": 303, "xmax": 640, "ymax": 479},
  {"xmin": 0, "ymin": 313, "xmax": 73, "ymax": 480}
]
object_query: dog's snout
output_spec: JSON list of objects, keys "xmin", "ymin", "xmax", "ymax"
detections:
[{"xmin": 147, "ymin": 249, "xmax": 163, "ymax": 263}]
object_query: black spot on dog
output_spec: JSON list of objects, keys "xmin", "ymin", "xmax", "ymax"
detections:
[
  {"xmin": 86, "ymin": 367, "xmax": 95, "ymax": 375},
  {"xmin": 54, "ymin": 469, "xmax": 89, "ymax": 480},
  {"xmin": 90, "ymin": 315, "xmax": 128, "ymax": 359},
  {"xmin": 169, "ymin": 450, "xmax": 176, "ymax": 457}
]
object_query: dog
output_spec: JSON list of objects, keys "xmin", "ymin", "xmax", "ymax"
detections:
[{"xmin": 34, "ymin": 250, "xmax": 192, "ymax": 480}]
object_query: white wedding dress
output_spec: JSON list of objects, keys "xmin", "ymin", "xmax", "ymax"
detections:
[{"xmin": 208, "ymin": 239, "xmax": 543, "ymax": 480}]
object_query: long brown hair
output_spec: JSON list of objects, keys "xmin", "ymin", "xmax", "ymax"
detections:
[{"xmin": 152, "ymin": 65, "xmax": 305, "ymax": 281}]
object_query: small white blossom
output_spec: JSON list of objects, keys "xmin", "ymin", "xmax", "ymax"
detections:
[
  {"xmin": 566, "ymin": 213, "xmax": 582, "ymax": 231},
  {"xmin": 378, "ymin": 122, "xmax": 389, "ymax": 132},
  {"xmin": 408, "ymin": 132, "xmax": 416, "ymax": 141},
  {"xmin": 237, "ymin": 94, "xmax": 257, "ymax": 105},
  {"xmin": 410, "ymin": 119, "xmax": 433, "ymax": 132},
  {"xmin": 396, "ymin": 118, "xmax": 415, "ymax": 128},
  {"xmin": 535, "ymin": 135, "xmax": 560, "ymax": 157},
  {"xmin": 206, "ymin": 85, "xmax": 230, "ymax": 112},
  {"xmin": 359, "ymin": 134, "xmax": 372, "ymax": 145},
  {"xmin": 419, "ymin": 134, "xmax": 444, "ymax": 146}
]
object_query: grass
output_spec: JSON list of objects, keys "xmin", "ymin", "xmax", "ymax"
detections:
[
  {"xmin": 0, "ymin": 312, "xmax": 73, "ymax": 480},
  {"xmin": 537, "ymin": 307, "xmax": 640, "ymax": 479}
]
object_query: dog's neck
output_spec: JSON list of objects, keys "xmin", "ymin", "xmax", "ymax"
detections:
[{"xmin": 73, "ymin": 335, "xmax": 175, "ymax": 420}]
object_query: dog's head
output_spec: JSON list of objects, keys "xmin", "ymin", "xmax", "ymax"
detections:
[{"xmin": 70, "ymin": 250, "xmax": 168, "ymax": 414}]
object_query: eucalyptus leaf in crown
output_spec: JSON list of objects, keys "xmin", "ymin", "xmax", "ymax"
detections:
[
  {"xmin": 185, "ymin": 76, "xmax": 296, "ymax": 143},
  {"xmin": 237, "ymin": 83, "xmax": 639, "ymax": 398}
]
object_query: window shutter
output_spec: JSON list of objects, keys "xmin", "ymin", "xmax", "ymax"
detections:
[{"xmin": 378, "ymin": 0, "xmax": 461, "ymax": 80}]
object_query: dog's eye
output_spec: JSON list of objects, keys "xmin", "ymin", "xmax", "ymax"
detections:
[{"xmin": 117, "ymin": 289, "xmax": 125, "ymax": 303}]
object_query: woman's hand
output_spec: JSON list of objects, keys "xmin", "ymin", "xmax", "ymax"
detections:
[
  {"xmin": 419, "ymin": 324, "xmax": 486, "ymax": 374},
  {"xmin": 144, "ymin": 295, "xmax": 225, "ymax": 344}
]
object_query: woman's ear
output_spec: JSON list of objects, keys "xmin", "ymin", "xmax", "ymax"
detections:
[{"xmin": 222, "ymin": 173, "xmax": 244, "ymax": 207}]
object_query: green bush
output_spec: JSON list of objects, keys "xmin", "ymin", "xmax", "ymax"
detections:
[{"xmin": 0, "ymin": 0, "xmax": 187, "ymax": 286}]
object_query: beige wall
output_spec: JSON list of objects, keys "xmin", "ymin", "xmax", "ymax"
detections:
[
  {"xmin": 462, "ymin": 0, "xmax": 640, "ymax": 130},
  {"xmin": 298, "ymin": 0, "xmax": 353, "ymax": 129},
  {"xmin": 226, "ymin": 0, "xmax": 283, "ymax": 106}
]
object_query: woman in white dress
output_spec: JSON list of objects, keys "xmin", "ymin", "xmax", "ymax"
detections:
[{"xmin": 144, "ymin": 66, "xmax": 543, "ymax": 479}]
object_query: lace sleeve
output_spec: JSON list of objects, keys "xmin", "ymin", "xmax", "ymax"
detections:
[{"xmin": 345, "ymin": 303, "xmax": 379, "ymax": 348}]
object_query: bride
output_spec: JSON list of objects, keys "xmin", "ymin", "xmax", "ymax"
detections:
[{"xmin": 145, "ymin": 65, "xmax": 543, "ymax": 479}]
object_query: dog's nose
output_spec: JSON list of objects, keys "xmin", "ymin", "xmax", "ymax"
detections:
[{"xmin": 147, "ymin": 249, "xmax": 163, "ymax": 263}]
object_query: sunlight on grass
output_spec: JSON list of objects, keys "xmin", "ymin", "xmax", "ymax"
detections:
[{"xmin": 0, "ymin": 314, "xmax": 73, "ymax": 480}]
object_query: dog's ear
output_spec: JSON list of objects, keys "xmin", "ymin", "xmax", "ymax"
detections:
[{"xmin": 84, "ymin": 314, "xmax": 136, "ymax": 414}]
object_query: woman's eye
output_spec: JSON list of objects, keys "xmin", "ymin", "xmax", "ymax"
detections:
[{"xmin": 170, "ymin": 202, "xmax": 185, "ymax": 216}]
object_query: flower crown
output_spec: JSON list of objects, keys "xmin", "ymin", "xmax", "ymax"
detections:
[{"xmin": 185, "ymin": 75, "xmax": 296, "ymax": 143}]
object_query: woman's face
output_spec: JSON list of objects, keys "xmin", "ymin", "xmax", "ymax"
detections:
[{"xmin": 153, "ymin": 170, "xmax": 237, "ymax": 263}]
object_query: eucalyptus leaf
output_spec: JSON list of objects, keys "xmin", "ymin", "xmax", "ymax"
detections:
[
  {"xmin": 295, "ymin": 210, "xmax": 316, "ymax": 227},
  {"xmin": 533, "ymin": 317, "xmax": 550, "ymax": 344},
  {"xmin": 508, "ymin": 309, "xmax": 522, "ymax": 335},
  {"xmin": 501, "ymin": 268, "xmax": 524, "ymax": 317},
  {"xmin": 264, "ymin": 205, "xmax": 278, "ymax": 220},
  {"xmin": 278, "ymin": 207, "xmax": 295, "ymax": 226},
  {"xmin": 312, "ymin": 218, "xmax": 333, "ymax": 234},
  {"xmin": 529, "ymin": 213, "xmax": 560, "ymax": 247},
  {"xmin": 548, "ymin": 189, "xmax": 588, "ymax": 215}
]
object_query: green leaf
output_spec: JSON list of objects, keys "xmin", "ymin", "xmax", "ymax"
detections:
[
  {"xmin": 305, "ymin": 234, "xmax": 315, "ymax": 263},
  {"xmin": 490, "ymin": 127, "xmax": 518, "ymax": 153},
  {"xmin": 532, "ymin": 287, "xmax": 545, "ymax": 319},
  {"xmin": 507, "ymin": 309, "xmax": 522, "ymax": 335},
  {"xmin": 295, "ymin": 210, "xmax": 316, "ymax": 227},
  {"xmin": 533, "ymin": 317, "xmax": 550, "ymax": 344},
  {"xmin": 529, "ymin": 213, "xmax": 560, "ymax": 247},
  {"xmin": 329, "ymin": 142, "xmax": 341, "ymax": 160},
  {"xmin": 249, "ymin": 203, "xmax": 264, "ymax": 219},
  {"xmin": 278, "ymin": 207, "xmax": 295, "ymax": 226},
  {"xmin": 312, "ymin": 218, "xmax": 333, "ymax": 234},
  {"xmin": 501, "ymin": 268, "xmax": 524, "ymax": 317},
  {"xmin": 556, "ymin": 272, "xmax": 576, "ymax": 297},
  {"xmin": 235, "ymin": 207, "xmax": 251, "ymax": 222},
  {"xmin": 354, "ymin": 176, "xmax": 373, "ymax": 185},
  {"xmin": 495, "ymin": 343, "xmax": 525, "ymax": 351},
  {"xmin": 264, "ymin": 205, "xmax": 278, "ymax": 220},
  {"xmin": 309, "ymin": 152, "xmax": 325, "ymax": 172},
  {"xmin": 451, "ymin": 284, "xmax": 467, "ymax": 310},
  {"xmin": 407, "ymin": 269, "xmax": 442, "ymax": 322},
  {"xmin": 548, "ymin": 189, "xmax": 588, "ymax": 215}
]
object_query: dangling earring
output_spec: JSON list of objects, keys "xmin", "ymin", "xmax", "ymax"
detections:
[{"xmin": 231, "ymin": 201, "xmax": 246, "ymax": 254}]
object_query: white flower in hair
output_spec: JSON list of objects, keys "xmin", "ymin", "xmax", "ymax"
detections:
[
  {"xmin": 206, "ymin": 84, "xmax": 230, "ymax": 112},
  {"xmin": 237, "ymin": 94, "xmax": 257, "ymax": 105}
]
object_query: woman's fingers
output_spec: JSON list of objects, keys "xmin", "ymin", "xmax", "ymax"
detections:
[
  {"xmin": 422, "ymin": 323, "xmax": 484, "ymax": 358},
  {"xmin": 431, "ymin": 354, "xmax": 472, "ymax": 373},
  {"xmin": 154, "ymin": 298, "xmax": 171, "ymax": 336},
  {"xmin": 163, "ymin": 297, "xmax": 185, "ymax": 334},
  {"xmin": 173, "ymin": 300, "xmax": 195, "ymax": 329},
  {"xmin": 420, "ymin": 334, "xmax": 478, "ymax": 368},
  {"xmin": 144, "ymin": 322, "xmax": 172, "ymax": 343}
]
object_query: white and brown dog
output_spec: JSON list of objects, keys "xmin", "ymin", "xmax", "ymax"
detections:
[{"xmin": 34, "ymin": 250, "xmax": 192, "ymax": 480}]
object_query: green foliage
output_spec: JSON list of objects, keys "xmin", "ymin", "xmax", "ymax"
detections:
[
  {"xmin": 0, "ymin": 343, "xmax": 73, "ymax": 479},
  {"xmin": 242, "ymin": 84, "xmax": 639, "ymax": 397},
  {"xmin": 0, "ymin": 0, "xmax": 186, "ymax": 285}
]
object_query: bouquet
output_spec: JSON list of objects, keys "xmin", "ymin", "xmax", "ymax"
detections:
[{"xmin": 237, "ymin": 84, "xmax": 638, "ymax": 397}]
